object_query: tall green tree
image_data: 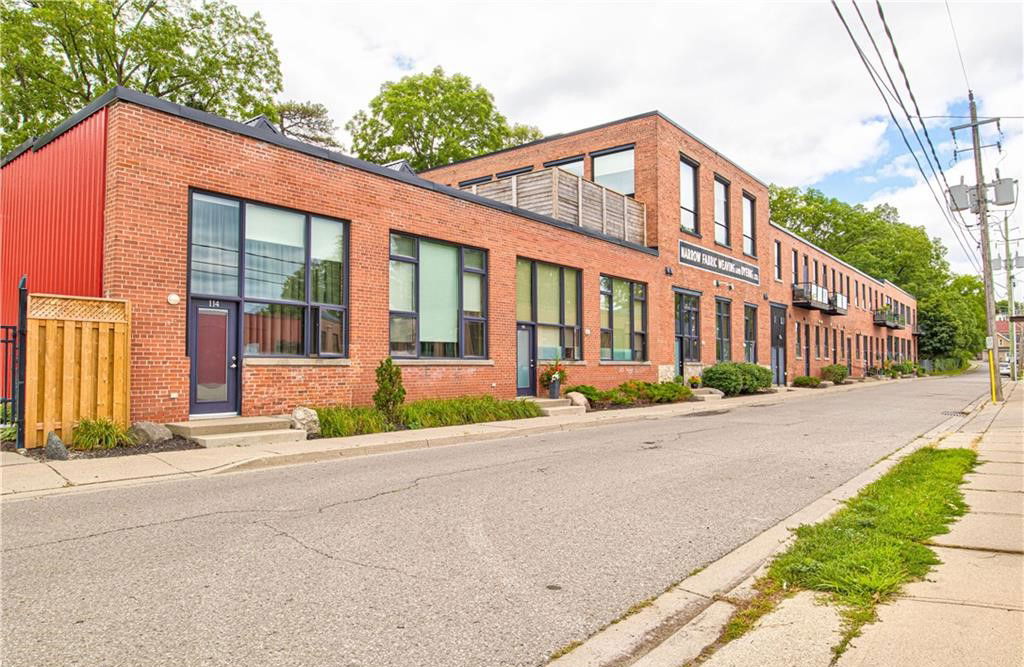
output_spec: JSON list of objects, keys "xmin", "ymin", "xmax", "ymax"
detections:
[
  {"xmin": 276, "ymin": 100, "xmax": 339, "ymax": 149},
  {"xmin": 346, "ymin": 66, "xmax": 543, "ymax": 171},
  {"xmin": 770, "ymin": 185, "xmax": 984, "ymax": 360},
  {"xmin": 1, "ymin": 0, "xmax": 283, "ymax": 153}
]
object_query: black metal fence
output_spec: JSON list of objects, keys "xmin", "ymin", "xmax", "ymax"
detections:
[{"xmin": 2, "ymin": 276, "xmax": 27, "ymax": 448}]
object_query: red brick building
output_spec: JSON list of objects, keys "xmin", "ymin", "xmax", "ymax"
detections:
[{"xmin": 1, "ymin": 88, "xmax": 917, "ymax": 424}]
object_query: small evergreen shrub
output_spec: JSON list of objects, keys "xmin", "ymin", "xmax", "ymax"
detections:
[
  {"xmin": 316, "ymin": 406, "xmax": 391, "ymax": 438},
  {"xmin": 701, "ymin": 362, "xmax": 746, "ymax": 396},
  {"xmin": 373, "ymin": 357, "xmax": 406, "ymax": 427},
  {"xmin": 792, "ymin": 375, "xmax": 821, "ymax": 388},
  {"xmin": 71, "ymin": 419, "xmax": 135, "ymax": 450},
  {"xmin": 821, "ymin": 364, "xmax": 849, "ymax": 384}
]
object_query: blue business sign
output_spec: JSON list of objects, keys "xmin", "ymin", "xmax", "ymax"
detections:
[{"xmin": 678, "ymin": 240, "xmax": 760, "ymax": 285}]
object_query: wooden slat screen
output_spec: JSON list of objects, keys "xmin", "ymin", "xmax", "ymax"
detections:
[{"xmin": 23, "ymin": 294, "xmax": 131, "ymax": 447}]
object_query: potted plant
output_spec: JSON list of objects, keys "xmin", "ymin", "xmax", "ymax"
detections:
[
  {"xmin": 539, "ymin": 360, "xmax": 567, "ymax": 399},
  {"xmin": 688, "ymin": 375, "xmax": 702, "ymax": 389}
]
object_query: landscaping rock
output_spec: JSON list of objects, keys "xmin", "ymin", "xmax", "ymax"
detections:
[
  {"xmin": 290, "ymin": 406, "xmax": 320, "ymax": 436},
  {"xmin": 693, "ymin": 387, "xmax": 725, "ymax": 397},
  {"xmin": 130, "ymin": 421, "xmax": 172, "ymax": 445},
  {"xmin": 818, "ymin": 380, "xmax": 834, "ymax": 388},
  {"xmin": 565, "ymin": 391, "xmax": 590, "ymax": 409},
  {"xmin": 44, "ymin": 431, "xmax": 69, "ymax": 460}
]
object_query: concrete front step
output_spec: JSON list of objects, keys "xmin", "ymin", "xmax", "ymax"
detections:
[
  {"xmin": 166, "ymin": 416, "xmax": 292, "ymax": 438},
  {"xmin": 539, "ymin": 405, "xmax": 587, "ymax": 417},
  {"xmin": 691, "ymin": 393, "xmax": 723, "ymax": 401},
  {"xmin": 526, "ymin": 397, "xmax": 571, "ymax": 408},
  {"xmin": 191, "ymin": 428, "xmax": 306, "ymax": 449}
]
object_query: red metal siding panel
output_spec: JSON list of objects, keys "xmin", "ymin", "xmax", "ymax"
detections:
[{"xmin": 0, "ymin": 109, "xmax": 107, "ymax": 325}]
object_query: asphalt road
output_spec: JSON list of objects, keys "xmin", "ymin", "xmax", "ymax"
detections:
[{"xmin": 1, "ymin": 370, "xmax": 989, "ymax": 666}]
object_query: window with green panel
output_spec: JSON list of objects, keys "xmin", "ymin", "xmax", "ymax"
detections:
[
  {"xmin": 516, "ymin": 258, "xmax": 582, "ymax": 360},
  {"xmin": 600, "ymin": 275, "xmax": 647, "ymax": 361}
]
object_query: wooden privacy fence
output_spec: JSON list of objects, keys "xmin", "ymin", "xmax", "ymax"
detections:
[{"xmin": 24, "ymin": 294, "xmax": 131, "ymax": 447}]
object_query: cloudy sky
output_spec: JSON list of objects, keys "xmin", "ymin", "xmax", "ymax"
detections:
[{"xmin": 236, "ymin": 0, "xmax": 1023, "ymax": 292}]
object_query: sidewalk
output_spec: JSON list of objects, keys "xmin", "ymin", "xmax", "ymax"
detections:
[
  {"xmin": 656, "ymin": 381, "xmax": 1021, "ymax": 667},
  {"xmin": 2, "ymin": 374, "xmax": 919, "ymax": 499}
]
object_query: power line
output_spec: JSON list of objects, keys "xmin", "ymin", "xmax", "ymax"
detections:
[
  {"xmin": 831, "ymin": 1, "xmax": 982, "ymax": 274},
  {"xmin": 944, "ymin": 0, "xmax": 972, "ymax": 90},
  {"xmin": 915, "ymin": 115, "xmax": 1024, "ymax": 120},
  {"xmin": 871, "ymin": 0, "xmax": 980, "ymax": 245}
]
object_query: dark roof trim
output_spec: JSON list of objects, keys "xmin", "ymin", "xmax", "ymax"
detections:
[
  {"xmin": 589, "ymin": 143, "xmax": 635, "ymax": 158},
  {"xmin": 543, "ymin": 154, "xmax": 585, "ymax": 167},
  {"xmin": 419, "ymin": 109, "xmax": 769, "ymax": 189},
  {"xmin": 458, "ymin": 175, "xmax": 493, "ymax": 187},
  {"xmin": 1, "ymin": 86, "xmax": 658, "ymax": 258},
  {"xmin": 495, "ymin": 165, "xmax": 533, "ymax": 178}
]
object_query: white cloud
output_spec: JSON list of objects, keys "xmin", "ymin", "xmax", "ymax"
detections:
[{"xmin": 236, "ymin": 0, "xmax": 1022, "ymax": 280}]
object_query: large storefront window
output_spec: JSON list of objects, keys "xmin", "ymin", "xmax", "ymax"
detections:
[
  {"xmin": 188, "ymin": 192, "xmax": 347, "ymax": 357},
  {"xmin": 516, "ymin": 258, "xmax": 581, "ymax": 360},
  {"xmin": 674, "ymin": 290, "xmax": 700, "ymax": 364},
  {"xmin": 388, "ymin": 233, "xmax": 487, "ymax": 358},
  {"xmin": 600, "ymin": 275, "xmax": 646, "ymax": 361}
]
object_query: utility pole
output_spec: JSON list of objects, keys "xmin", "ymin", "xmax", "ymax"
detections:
[
  {"xmin": 1006, "ymin": 212, "xmax": 1017, "ymax": 381},
  {"xmin": 968, "ymin": 91, "xmax": 1003, "ymax": 401}
]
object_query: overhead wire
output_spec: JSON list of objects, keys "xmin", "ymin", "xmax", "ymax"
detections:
[{"xmin": 831, "ymin": 1, "xmax": 982, "ymax": 274}]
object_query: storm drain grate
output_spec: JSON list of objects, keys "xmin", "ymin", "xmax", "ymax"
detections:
[{"xmin": 941, "ymin": 410, "xmax": 971, "ymax": 416}]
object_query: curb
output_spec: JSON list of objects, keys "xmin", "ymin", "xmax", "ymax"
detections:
[
  {"xmin": 0, "ymin": 375, "xmax": 956, "ymax": 500},
  {"xmin": 547, "ymin": 387, "xmax": 992, "ymax": 666}
]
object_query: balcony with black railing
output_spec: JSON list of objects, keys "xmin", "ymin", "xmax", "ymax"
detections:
[
  {"xmin": 828, "ymin": 292, "xmax": 848, "ymax": 316},
  {"xmin": 792, "ymin": 282, "xmax": 831, "ymax": 311},
  {"xmin": 912, "ymin": 323, "xmax": 922, "ymax": 336},
  {"xmin": 873, "ymin": 308, "xmax": 906, "ymax": 329}
]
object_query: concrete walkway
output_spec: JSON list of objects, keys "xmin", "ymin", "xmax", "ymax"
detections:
[{"xmin": 1, "ymin": 375, "xmax": 912, "ymax": 499}]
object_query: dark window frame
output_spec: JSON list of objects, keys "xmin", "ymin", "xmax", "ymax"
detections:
[
  {"xmin": 715, "ymin": 297, "xmax": 732, "ymax": 362},
  {"xmin": 186, "ymin": 188, "xmax": 350, "ymax": 359},
  {"xmin": 679, "ymin": 154, "xmax": 700, "ymax": 236},
  {"xmin": 388, "ymin": 231, "xmax": 488, "ymax": 360},
  {"xmin": 774, "ymin": 241, "xmax": 783, "ymax": 281},
  {"xmin": 743, "ymin": 303, "xmax": 757, "ymax": 363},
  {"xmin": 458, "ymin": 175, "xmax": 493, "ymax": 188},
  {"xmin": 713, "ymin": 175, "xmax": 731, "ymax": 248},
  {"xmin": 741, "ymin": 191, "xmax": 756, "ymax": 257},
  {"xmin": 517, "ymin": 257, "xmax": 584, "ymax": 361},
  {"xmin": 496, "ymin": 166, "xmax": 533, "ymax": 179},
  {"xmin": 674, "ymin": 288, "xmax": 701, "ymax": 363},
  {"xmin": 591, "ymin": 144, "xmax": 636, "ymax": 197},
  {"xmin": 600, "ymin": 274, "xmax": 647, "ymax": 361}
]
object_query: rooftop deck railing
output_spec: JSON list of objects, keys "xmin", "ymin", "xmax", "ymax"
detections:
[{"xmin": 462, "ymin": 167, "xmax": 647, "ymax": 246}]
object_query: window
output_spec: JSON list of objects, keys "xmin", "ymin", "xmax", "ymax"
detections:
[
  {"xmin": 795, "ymin": 322, "xmax": 802, "ymax": 358},
  {"xmin": 824, "ymin": 328, "xmax": 830, "ymax": 358},
  {"xmin": 680, "ymin": 156, "xmax": 699, "ymax": 233},
  {"xmin": 593, "ymin": 147, "xmax": 635, "ymax": 196},
  {"xmin": 715, "ymin": 299, "xmax": 731, "ymax": 361},
  {"xmin": 714, "ymin": 177, "xmax": 730, "ymax": 246},
  {"xmin": 517, "ymin": 258, "xmax": 582, "ymax": 360},
  {"xmin": 743, "ymin": 304, "xmax": 757, "ymax": 362},
  {"xmin": 389, "ymin": 233, "xmax": 487, "ymax": 358},
  {"xmin": 855, "ymin": 280, "xmax": 859, "ymax": 306},
  {"xmin": 675, "ymin": 290, "xmax": 700, "ymax": 363},
  {"xmin": 792, "ymin": 249, "xmax": 799, "ymax": 285},
  {"xmin": 188, "ymin": 192, "xmax": 348, "ymax": 358},
  {"xmin": 600, "ymin": 275, "xmax": 646, "ymax": 360},
  {"xmin": 813, "ymin": 259, "xmax": 819, "ymax": 284},
  {"xmin": 544, "ymin": 155, "xmax": 585, "ymax": 177},
  {"xmin": 742, "ymin": 194, "xmax": 756, "ymax": 256},
  {"xmin": 803, "ymin": 254, "xmax": 809, "ymax": 282},
  {"xmin": 815, "ymin": 325, "xmax": 821, "ymax": 358},
  {"xmin": 856, "ymin": 334, "xmax": 860, "ymax": 359},
  {"xmin": 496, "ymin": 166, "xmax": 533, "ymax": 179},
  {"xmin": 774, "ymin": 241, "xmax": 783, "ymax": 280}
]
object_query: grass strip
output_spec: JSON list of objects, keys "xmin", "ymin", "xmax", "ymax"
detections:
[
  {"xmin": 693, "ymin": 446, "xmax": 977, "ymax": 663},
  {"xmin": 316, "ymin": 395, "xmax": 542, "ymax": 438}
]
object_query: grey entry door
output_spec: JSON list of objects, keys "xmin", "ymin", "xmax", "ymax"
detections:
[
  {"xmin": 516, "ymin": 324, "xmax": 536, "ymax": 397},
  {"xmin": 189, "ymin": 298, "xmax": 239, "ymax": 415},
  {"xmin": 770, "ymin": 305, "xmax": 787, "ymax": 385}
]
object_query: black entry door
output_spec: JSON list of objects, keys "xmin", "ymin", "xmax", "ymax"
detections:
[
  {"xmin": 770, "ymin": 305, "xmax": 787, "ymax": 385},
  {"xmin": 189, "ymin": 298, "xmax": 239, "ymax": 415},
  {"xmin": 516, "ymin": 324, "xmax": 536, "ymax": 397}
]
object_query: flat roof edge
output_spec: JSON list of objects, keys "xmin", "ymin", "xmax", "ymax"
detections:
[{"xmin": 1, "ymin": 87, "xmax": 658, "ymax": 258}]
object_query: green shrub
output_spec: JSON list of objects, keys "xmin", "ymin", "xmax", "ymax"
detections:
[
  {"xmin": 401, "ymin": 395, "xmax": 541, "ymax": 429},
  {"xmin": 792, "ymin": 375, "xmax": 821, "ymax": 388},
  {"xmin": 563, "ymin": 384, "xmax": 600, "ymax": 403},
  {"xmin": 892, "ymin": 361, "xmax": 915, "ymax": 375},
  {"xmin": 316, "ymin": 406, "xmax": 391, "ymax": 438},
  {"xmin": 821, "ymin": 364, "xmax": 849, "ymax": 384},
  {"xmin": 71, "ymin": 418, "xmax": 135, "ymax": 450},
  {"xmin": 646, "ymin": 382, "xmax": 693, "ymax": 403},
  {"xmin": 736, "ymin": 362, "xmax": 772, "ymax": 393},
  {"xmin": 373, "ymin": 357, "xmax": 406, "ymax": 426},
  {"xmin": 701, "ymin": 362, "xmax": 746, "ymax": 396},
  {"xmin": 1, "ymin": 424, "xmax": 17, "ymax": 442}
]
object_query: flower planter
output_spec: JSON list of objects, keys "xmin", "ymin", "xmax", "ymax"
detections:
[{"xmin": 548, "ymin": 377, "xmax": 561, "ymax": 399}]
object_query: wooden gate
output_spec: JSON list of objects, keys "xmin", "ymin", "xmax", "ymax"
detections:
[{"xmin": 24, "ymin": 294, "xmax": 131, "ymax": 447}]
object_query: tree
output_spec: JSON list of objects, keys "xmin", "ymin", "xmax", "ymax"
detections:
[
  {"xmin": 276, "ymin": 100, "xmax": 340, "ymax": 149},
  {"xmin": 1, "ymin": 0, "xmax": 283, "ymax": 153},
  {"xmin": 769, "ymin": 185, "xmax": 985, "ymax": 361},
  {"xmin": 345, "ymin": 66, "xmax": 543, "ymax": 171}
]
